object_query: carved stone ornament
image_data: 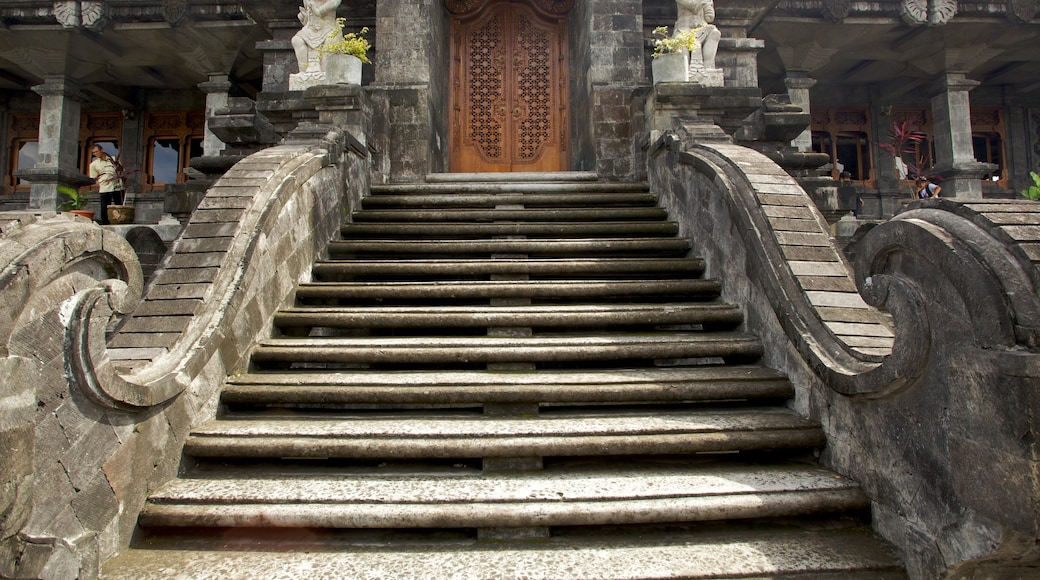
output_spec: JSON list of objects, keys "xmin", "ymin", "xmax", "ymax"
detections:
[
  {"xmin": 902, "ymin": 0, "xmax": 958, "ymax": 25},
  {"xmin": 53, "ymin": 1, "xmax": 107, "ymax": 30},
  {"xmin": 821, "ymin": 0, "xmax": 852, "ymax": 22},
  {"xmin": 444, "ymin": 0, "xmax": 573, "ymax": 15},
  {"xmin": 444, "ymin": 0, "xmax": 483, "ymax": 14},
  {"xmin": 162, "ymin": 0, "xmax": 190, "ymax": 25},
  {"xmin": 1009, "ymin": 0, "xmax": 1038, "ymax": 22}
]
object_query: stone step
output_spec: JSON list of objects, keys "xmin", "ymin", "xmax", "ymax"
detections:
[
  {"xmin": 360, "ymin": 192, "xmax": 658, "ymax": 208},
  {"xmin": 138, "ymin": 464, "xmax": 864, "ymax": 530},
  {"xmin": 182, "ymin": 407, "xmax": 820, "ymax": 459},
  {"xmin": 294, "ymin": 279, "xmax": 721, "ymax": 302},
  {"xmin": 327, "ymin": 237, "xmax": 691, "ymax": 257},
  {"xmin": 339, "ymin": 220, "xmax": 679, "ymax": 238},
  {"xmin": 221, "ymin": 365, "xmax": 792, "ymax": 406},
  {"xmin": 272, "ymin": 303, "xmax": 743, "ymax": 331},
  {"xmin": 100, "ymin": 526, "xmax": 906, "ymax": 579},
  {"xmin": 311, "ymin": 257, "xmax": 705, "ymax": 280},
  {"xmin": 249, "ymin": 332, "xmax": 763, "ymax": 366},
  {"xmin": 371, "ymin": 178, "xmax": 651, "ymax": 196},
  {"xmin": 425, "ymin": 170, "xmax": 601, "ymax": 183},
  {"xmin": 352, "ymin": 207, "xmax": 668, "ymax": 222}
]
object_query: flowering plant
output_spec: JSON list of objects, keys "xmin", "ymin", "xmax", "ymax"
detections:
[
  {"xmin": 319, "ymin": 19, "xmax": 372, "ymax": 64},
  {"xmin": 651, "ymin": 26, "xmax": 698, "ymax": 58}
]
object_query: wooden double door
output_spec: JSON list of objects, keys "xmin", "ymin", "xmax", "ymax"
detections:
[{"xmin": 450, "ymin": 1, "xmax": 569, "ymax": 173}]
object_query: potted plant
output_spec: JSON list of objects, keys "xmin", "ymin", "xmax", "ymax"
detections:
[
  {"xmin": 58, "ymin": 185, "xmax": 94, "ymax": 220},
  {"xmin": 651, "ymin": 26, "xmax": 698, "ymax": 84},
  {"xmin": 319, "ymin": 19, "xmax": 371, "ymax": 85}
]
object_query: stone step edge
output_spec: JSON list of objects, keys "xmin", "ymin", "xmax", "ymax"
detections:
[
  {"xmin": 249, "ymin": 335, "xmax": 764, "ymax": 365},
  {"xmin": 227, "ymin": 365, "xmax": 784, "ymax": 386},
  {"xmin": 139, "ymin": 488, "xmax": 866, "ymax": 530},
  {"xmin": 183, "ymin": 428, "xmax": 825, "ymax": 459},
  {"xmin": 219, "ymin": 377, "xmax": 792, "ymax": 405},
  {"xmin": 271, "ymin": 303, "xmax": 744, "ymax": 328},
  {"xmin": 99, "ymin": 527, "xmax": 904, "ymax": 580},
  {"xmin": 425, "ymin": 171, "xmax": 600, "ymax": 182}
]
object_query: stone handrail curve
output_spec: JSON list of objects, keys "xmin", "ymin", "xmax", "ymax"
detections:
[
  {"xmin": 64, "ymin": 139, "xmax": 342, "ymax": 411},
  {"xmin": 0, "ymin": 213, "xmax": 144, "ymax": 360},
  {"xmin": 662, "ymin": 138, "xmax": 1040, "ymax": 399},
  {"xmin": 852, "ymin": 199, "xmax": 1040, "ymax": 351},
  {"xmin": 656, "ymin": 137, "xmax": 932, "ymax": 399}
]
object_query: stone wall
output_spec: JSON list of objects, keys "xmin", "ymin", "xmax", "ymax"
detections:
[{"xmin": 648, "ymin": 134, "xmax": 1040, "ymax": 578}]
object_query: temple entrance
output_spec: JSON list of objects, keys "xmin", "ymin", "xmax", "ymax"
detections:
[{"xmin": 449, "ymin": 0, "xmax": 569, "ymax": 172}]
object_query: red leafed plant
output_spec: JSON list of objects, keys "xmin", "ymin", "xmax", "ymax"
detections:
[{"xmin": 878, "ymin": 119, "xmax": 938, "ymax": 181}]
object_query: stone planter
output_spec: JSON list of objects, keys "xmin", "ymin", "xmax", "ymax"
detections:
[
  {"xmin": 325, "ymin": 54, "xmax": 363, "ymax": 85},
  {"xmin": 107, "ymin": 205, "xmax": 135, "ymax": 225},
  {"xmin": 652, "ymin": 52, "xmax": 689, "ymax": 84}
]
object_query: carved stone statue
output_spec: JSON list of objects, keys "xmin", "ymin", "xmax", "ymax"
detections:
[
  {"xmin": 675, "ymin": 0, "xmax": 723, "ymax": 85},
  {"xmin": 289, "ymin": 0, "xmax": 342, "ymax": 90}
]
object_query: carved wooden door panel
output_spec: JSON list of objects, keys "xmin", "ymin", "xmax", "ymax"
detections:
[{"xmin": 450, "ymin": 1, "xmax": 568, "ymax": 172}]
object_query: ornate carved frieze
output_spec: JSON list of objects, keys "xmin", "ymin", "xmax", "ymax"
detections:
[
  {"xmin": 53, "ymin": 1, "xmax": 107, "ymax": 30},
  {"xmin": 902, "ymin": 0, "xmax": 958, "ymax": 25}
]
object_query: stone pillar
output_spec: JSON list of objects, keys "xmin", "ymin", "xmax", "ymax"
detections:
[
  {"xmin": 717, "ymin": 38, "xmax": 764, "ymax": 88},
  {"xmin": 198, "ymin": 74, "xmax": 233, "ymax": 157},
  {"xmin": 927, "ymin": 73, "xmax": 994, "ymax": 199},
  {"xmin": 371, "ymin": 0, "xmax": 442, "ymax": 182},
  {"xmin": 14, "ymin": 76, "xmax": 92, "ymax": 211},
  {"xmin": 585, "ymin": 0, "xmax": 645, "ymax": 178},
  {"xmin": 784, "ymin": 72, "xmax": 816, "ymax": 152}
]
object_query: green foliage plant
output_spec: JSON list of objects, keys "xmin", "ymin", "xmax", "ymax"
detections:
[
  {"xmin": 1021, "ymin": 171, "xmax": 1040, "ymax": 201},
  {"xmin": 319, "ymin": 19, "xmax": 372, "ymax": 64},
  {"xmin": 651, "ymin": 26, "xmax": 698, "ymax": 59},
  {"xmin": 57, "ymin": 185, "xmax": 90, "ymax": 211}
]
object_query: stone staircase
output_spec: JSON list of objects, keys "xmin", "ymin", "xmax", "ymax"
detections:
[{"xmin": 100, "ymin": 173, "xmax": 905, "ymax": 578}]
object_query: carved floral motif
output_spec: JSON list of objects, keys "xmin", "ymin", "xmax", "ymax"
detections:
[
  {"xmin": 1009, "ymin": 0, "xmax": 1038, "ymax": 22},
  {"xmin": 162, "ymin": 0, "xmax": 190, "ymax": 25},
  {"xmin": 821, "ymin": 0, "xmax": 852, "ymax": 22},
  {"xmin": 53, "ymin": 1, "xmax": 107, "ymax": 30},
  {"xmin": 902, "ymin": 0, "xmax": 957, "ymax": 25}
]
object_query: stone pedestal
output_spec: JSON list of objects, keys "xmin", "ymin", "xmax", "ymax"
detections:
[
  {"xmin": 646, "ymin": 84, "xmax": 762, "ymax": 146},
  {"xmin": 303, "ymin": 84, "xmax": 369, "ymax": 148},
  {"xmin": 688, "ymin": 63, "xmax": 725, "ymax": 87},
  {"xmin": 927, "ymin": 73, "xmax": 997, "ymax": 199},
  {"xmin": 13, "ymin": 77, "xmax": 93, "ymax": 211}
]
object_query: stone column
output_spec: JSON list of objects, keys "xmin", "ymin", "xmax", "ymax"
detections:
[
  {"xmin": 198, "ymin": 74, "xmax": 233, "ymax": 157},
  {"xmin": 927, "ymin": 73, "xmax": 994, "ymax": 199},
  {"xmin": 14, "ymin": 76, "xmax": 92, "ymax": 211},
  {"xmin": 784, "ymin": 72, "xmax": 816, "ymax": 152},
  {"xmin": 371, "ymin": 0, "xmax": 442, "ymax": 182}
]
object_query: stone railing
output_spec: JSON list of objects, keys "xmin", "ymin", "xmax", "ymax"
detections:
[
  {"xmin": 0, "ymin": 133, "xmax": 367, "ymax": 579},
  {"xmin": 649, "ymin": 134, "xmax": 1040, "ymax": 578}
]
